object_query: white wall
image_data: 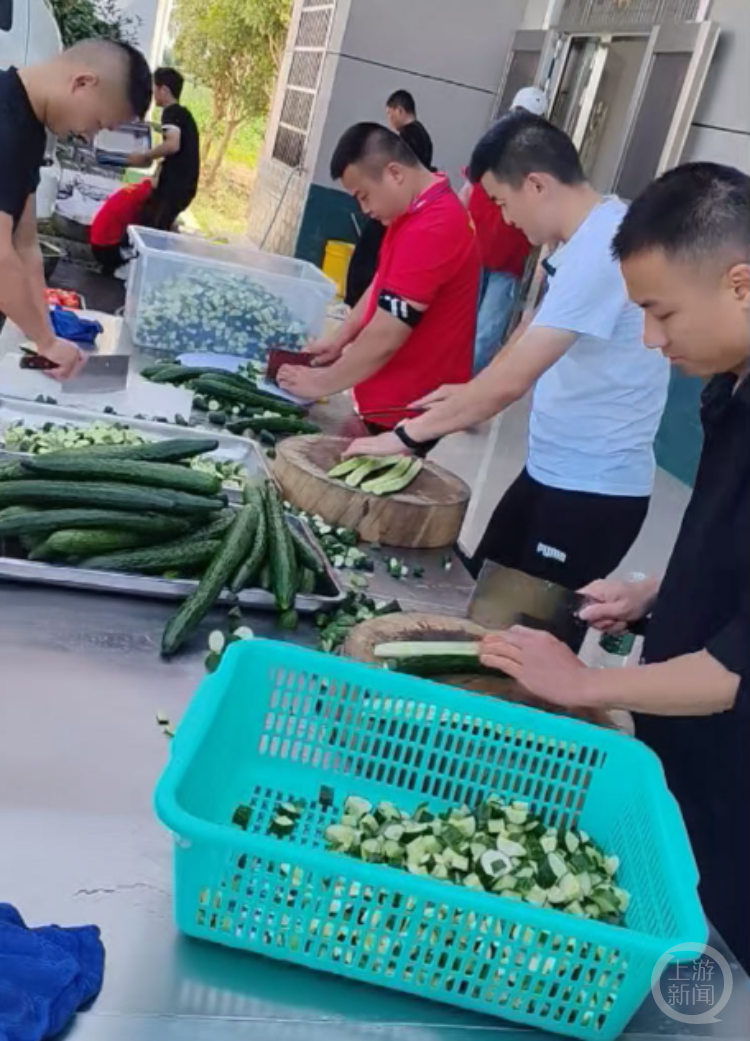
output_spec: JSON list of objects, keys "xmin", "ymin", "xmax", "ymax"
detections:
[
  {"xmin": 681, "ymin": 0, "xmax": 750, "ymax": 172},
  {"xmin": 119, "ymin": 0, "xmax": 172, "ymax": 68},
  {"xmin": 311, "ymin": 0, "xmax": 527, "ymax": 187}
]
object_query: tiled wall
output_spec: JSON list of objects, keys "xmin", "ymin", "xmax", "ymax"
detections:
[{"xmin": 246, "ymin": 157, "xmax": 309, "ymax": 256}]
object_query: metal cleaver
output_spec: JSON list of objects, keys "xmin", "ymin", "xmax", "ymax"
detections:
[{"xmin": 468, "ymin": 562, "xmax": 589, "ymax": 653}]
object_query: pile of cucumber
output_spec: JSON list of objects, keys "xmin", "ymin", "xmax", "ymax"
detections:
[
  {"xmin": 328, "ymin": 455, "xmax": 423, "ymax": 495},
  {"xmin": 1, "ymin": 420, "xmax": 247, "ymax": 490},
  {"xmin": 325, "ymin": 793, "xmax": 630, "ymax": 923},
  {"xmin": 0, "ymin": 438, "xmax": 332, "ymax": 655},
  {"xmin": 161, "ymin": 478, "xmax": 329, "ymax": 656},
  {"xmin": 142, "ymin": 361, "xmax": 320, "ymax": 444}
]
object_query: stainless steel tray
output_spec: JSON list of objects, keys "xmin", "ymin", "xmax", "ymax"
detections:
[
  {"xmin": 0, "ymin": 517, "xmax": 345, "ymax": 613},
  {"xmin": 0, "ymin": 396, "xmax": 269, "ymax": 480}
]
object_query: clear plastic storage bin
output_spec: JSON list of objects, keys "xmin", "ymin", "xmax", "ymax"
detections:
[{"xmin": 125, "ymin": 227, "xmax": 336, "ymax": 360}]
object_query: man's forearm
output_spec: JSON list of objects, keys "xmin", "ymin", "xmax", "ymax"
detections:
[
  {"xmin": 0, "ymin": 247, "xmax": 53, "ymax": 346},
  {"xmin": 18, "ymin": 243, "xmax": 51, "ymax": 333},
  {"xmin": 331, "ymin": 287, "xmax": 372, "ymax": 350},
  {"xmin": 581, "ymin": 650, "xmax": 739, "ymax": 716},
  {"xmin": 318, "ymin": 326, "xmax": 402, "ymax": 394},
  {"xmin": 405, "ymin": 365, "xmax": 522, "ymax": 441}
]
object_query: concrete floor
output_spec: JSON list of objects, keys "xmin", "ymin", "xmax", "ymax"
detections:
[{"xmin": 435, "ymin": 394, "xmax": 691, "ymax": 579}]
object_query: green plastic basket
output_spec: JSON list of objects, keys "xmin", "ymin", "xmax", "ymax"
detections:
[{"xmin": 155, "ymin": 640, "xmax": 707, "ymax": 1040}]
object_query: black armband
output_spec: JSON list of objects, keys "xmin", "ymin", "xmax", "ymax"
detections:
[
  {"xmin": 394, "ymin": 424, "xmax": 440, "ymax": 458},
  {"xmin": 378, "ymin": 290, "xmax": 423, "ymax": 328}
]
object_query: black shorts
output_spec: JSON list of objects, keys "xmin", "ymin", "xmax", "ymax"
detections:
[{"xmin": 467, "ymin": 468, "xmax": 650, "ymax": 590}]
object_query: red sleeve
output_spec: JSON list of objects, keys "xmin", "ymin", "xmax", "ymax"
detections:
[{"xmin": 382, "ymin": 217, "xmax": 470, "ymax": 307}]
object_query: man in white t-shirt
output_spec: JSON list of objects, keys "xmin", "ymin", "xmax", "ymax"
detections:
[{"xmin": 343, "ymin": 113, "xmax": 670, "ymax": 589}]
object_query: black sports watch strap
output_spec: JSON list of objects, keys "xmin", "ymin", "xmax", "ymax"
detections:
[{"xmin": 394, "ymin": 424, "xmax": 440, "ymax": 458}]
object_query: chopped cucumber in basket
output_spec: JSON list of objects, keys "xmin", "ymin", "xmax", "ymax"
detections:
[{"xmin": 323, "ymin": 792, "xmax": 630, "ymax": 923}]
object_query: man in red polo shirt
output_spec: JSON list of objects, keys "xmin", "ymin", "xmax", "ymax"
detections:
[
  {"xmin": 463, "ymin": 177, "xmax": 531, "ymax": 372},
  {"xmin": 278, "ymin": 123, "xmax": 479, "ymax": 427}
]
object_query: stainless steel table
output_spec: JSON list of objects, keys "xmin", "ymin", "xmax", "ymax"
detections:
[{"xmin": 1, "ymin": 583, "xmax": 748, "ymax": 1041}]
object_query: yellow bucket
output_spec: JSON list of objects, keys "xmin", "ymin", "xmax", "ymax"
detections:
[{"xmin": 322, "ymin": 240, "xmax": 355, "ymax": 297}]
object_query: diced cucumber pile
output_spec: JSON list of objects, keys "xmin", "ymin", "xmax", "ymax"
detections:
[
  {"xmin": 315, "ymin": 592, "xmax": 401, "ymax": 653},
  {"xmin": 136, "ymin": 270, "xmax": 308, "ymax": 358},
  {"xmin": 324, "ymin": 793, "xmax": 630, "ymax": 922},
  {"xmin": 286, "ymin": 507, "xmax": 372, "ymax": 571}
]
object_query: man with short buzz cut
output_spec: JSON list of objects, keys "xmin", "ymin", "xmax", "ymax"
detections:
[
  {"xmin": 345, "ymin": 114, "xmax": 670, "ymax": 589},
  {"xmin": 385, "ymin": 89, "xmax": 434, "ymax": 170},
  {"xmin": 278, "ymin": 122, "xmax": 479, "ymax": 427},
  {"xmin": 0, "ymin": 39, "xmax": 152, "ymax": 379},
  {"xmin": 479, "ymin": 162, "xmax": 750, "ymax": 971},
  {"xmin": 128, "ymin": 67, "xmax": 200, "ymax": 231}
]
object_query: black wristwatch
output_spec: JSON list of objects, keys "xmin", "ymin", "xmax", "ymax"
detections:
[{"xmin": 394, "ymin": 424, "xmax": 440, "ymax": 458}]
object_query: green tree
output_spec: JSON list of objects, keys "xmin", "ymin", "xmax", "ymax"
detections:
[
  {"xmin": 173, "ymin": 0, "xmax": 290, "ymax": 188},
  {"xmin": 49, "ymin": 0, "xmax": 140, "ymax": 47}
]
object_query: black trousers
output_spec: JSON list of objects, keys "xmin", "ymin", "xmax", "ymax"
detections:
[
  {"xmin": 345, "ymin": 219, "xmax": 386, "ymax": 307},
  {"xmin": 91, "ymin": 242, "xmax": 127, "ymax": 276},
  {"xmin": 467, "ymin": 468, "xmax": 650, "ymax": 590},
  {"xmin": 150, "ymin": 186, "xmax": 197, "ymax": 232}
]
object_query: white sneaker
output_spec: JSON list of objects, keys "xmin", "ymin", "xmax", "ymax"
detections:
[{"xmin": 113, "ymin": 264, "xmax": 129, "ymax": 281}]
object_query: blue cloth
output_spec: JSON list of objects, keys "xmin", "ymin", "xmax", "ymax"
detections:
[
  {"xmin": 472, "ymin": 269, "xmax": 519, "ymax": 374},
  {"xmin": 49, "ymin": 307, "xmax": 103, "ymax": 349},
  {"xmin": 0, "ymin": 904, "xmax": 105, "ymax": 1041}
]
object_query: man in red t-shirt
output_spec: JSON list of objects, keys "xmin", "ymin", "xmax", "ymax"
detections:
[
  {"xmin": 459, "ymin": 86, "xmax": 546, "ymax": 372},
  {"xmin": 278, "ymin": 123, "xmax": 479, "ymax": 429},
  {"xmin": 461, "ymin": 178, "xmax": 531, "ymax": 371},
  {"xmin": 89, "ymin": 178, "xmax": 153, "ymax": 276}
]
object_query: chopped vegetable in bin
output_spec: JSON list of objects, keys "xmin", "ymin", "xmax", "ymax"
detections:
[
  {"xmin": 136, "ymin": 269, "xmax": 308, "ymax": 360},
  {"xmin": 323, "ymin": 791, "xmax": 630, "ymax": 922}
]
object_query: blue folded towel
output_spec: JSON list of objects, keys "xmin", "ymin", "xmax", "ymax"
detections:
[
  {"xmin": 0, "ymin": 904, "xmax": 105, "ymax": 1041},
  {"xmin": 50, "ymin": 307, "xmax": 103, "ymax": 348}
]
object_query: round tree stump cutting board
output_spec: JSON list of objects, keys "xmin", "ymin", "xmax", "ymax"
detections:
[
  {"xmin": 273, "ymin": 435, "xmax": 470, "ymax": 549},
  {"xmin": 343, "ymin": 612, "xmax": 615, "ymax": 728}
]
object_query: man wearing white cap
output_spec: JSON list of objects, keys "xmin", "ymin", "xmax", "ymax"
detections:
[{"xmin": 463, "ymin": 86, "xmax": 547, "ymax": 371}]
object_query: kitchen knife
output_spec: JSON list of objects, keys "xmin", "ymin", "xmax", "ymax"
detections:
[
  {"xmin": 266, "ymin": 348, "xmax": 315, "ymax": 383},
  {"xmin": 468, "ymin": 561, "xmax": 589, "ymax": 653}
]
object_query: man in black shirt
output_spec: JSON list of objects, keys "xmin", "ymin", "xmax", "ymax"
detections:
[
  {"xmin": 480, "ymin": 163, "xmax": 750, "ymax": 971},
  {"xmin": 385, "ymin": 89, "xmax": 434, "ymax": 170},
  {"xmin": 128, "ymin": 68, "xmax": 200, "ymax": 231},
  {"xmin": 0, "ymin": 40, "xmax": 152, "ymax": 378}
]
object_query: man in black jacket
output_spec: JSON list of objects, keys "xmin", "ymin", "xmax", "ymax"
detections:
[{"xmin": 480, "ymin": 163, "xmax": 750, "ymax": 972}]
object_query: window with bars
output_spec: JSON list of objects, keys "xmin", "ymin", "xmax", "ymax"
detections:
[
  {"xmin": 554, "ymin": 0, "xmax": 702, "ymax": 30},
  {"xmin": 272, "ymin": 0, "xmax": 335, "ymax": 168}
]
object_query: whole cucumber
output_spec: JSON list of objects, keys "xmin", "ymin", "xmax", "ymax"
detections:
[
  {"xmin": 0, "ymin": 508, "xmax": 191, "ymax": 539},
  {"xmin": 21, "ymin": 457, "xmax": 222, "ymax": 496},
  {"xmin": 0, "ymin": 481, "xmax": 226, "ymax": 516},
  {"xmin": 161, "ymin": 504, "xmax": 260, "ymax": 656}
]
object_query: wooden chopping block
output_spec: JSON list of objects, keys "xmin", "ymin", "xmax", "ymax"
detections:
[
  {"xmin": 273, "ymin": 435, "xmax": 470, "ymax": 549},
  {"xmin": 343, "ymin": 612, "xmax": 616, "ymax": 728}
]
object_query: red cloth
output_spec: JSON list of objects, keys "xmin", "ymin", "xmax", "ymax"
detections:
[
  {"xmin": 354, "ymin": 176, "xmax": 479, "ymax": 428},
  {"xmin": 468, "ymin": 182, "xmax": 531, "ymax": 277},
  {"xmin": 90, "ymin": 180, "xmax": 152, "ymax": 247}
]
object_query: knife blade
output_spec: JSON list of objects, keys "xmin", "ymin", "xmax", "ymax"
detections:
[{"xmin": 468, "ymin": 561, "xmax": 590, "ymax": 653}]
